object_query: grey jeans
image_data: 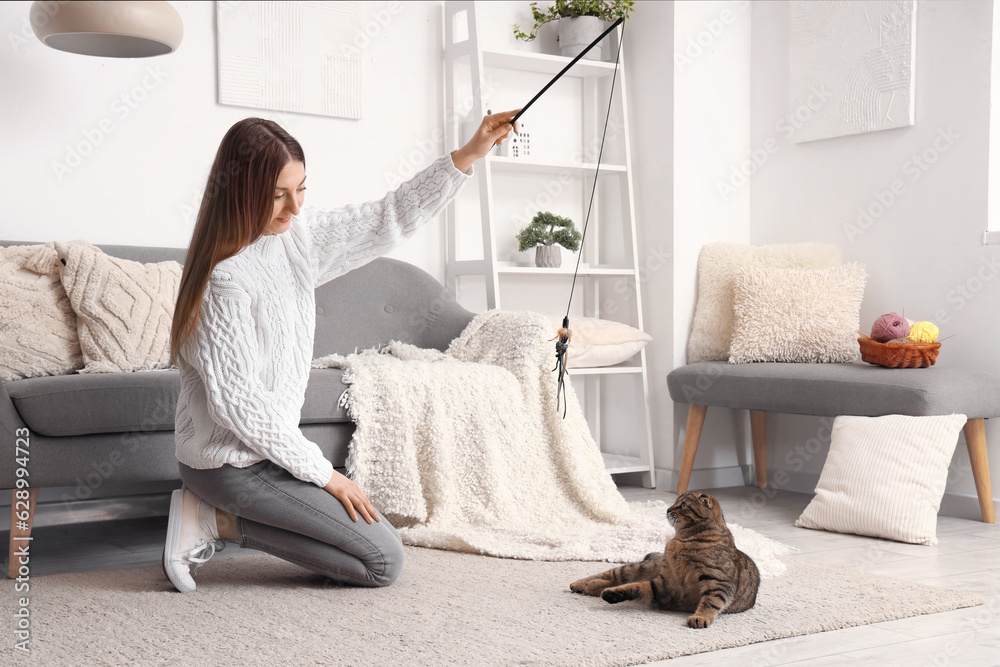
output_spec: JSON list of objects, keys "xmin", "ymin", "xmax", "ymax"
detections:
[{"xmin": 178, "ymin": 461, "xmax": 404, "ymax": 587}]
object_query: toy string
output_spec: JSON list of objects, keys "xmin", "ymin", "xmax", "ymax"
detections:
[
  {"xmin": 548, "ymin": 21, "xmax": 626, "ymax": 418},
  {"xmin": 565, "ymin": 21, "xmax": 625, "ymax": 321}
]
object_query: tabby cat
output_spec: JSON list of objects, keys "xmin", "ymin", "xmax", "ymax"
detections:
[{"xmin": 570, "ymin": 491, "xmax": 760, "ymax": 628}]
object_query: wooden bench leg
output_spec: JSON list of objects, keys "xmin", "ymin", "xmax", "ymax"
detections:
[
  {"xmin": 677, "ymin": 405, "xmax": 707, "ymax": 494},
  {"xmin": 750, "ymin": 410, "xmax": 767, "ymax": 489},
  {"xmin": 8, "ymin": 488, "xmax": 38, "ymax": 579},
  {"xmin": 963, "ymin": 418, "xmax": 995, "ymax": 523}
]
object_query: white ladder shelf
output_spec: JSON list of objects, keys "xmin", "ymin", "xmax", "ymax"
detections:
[{"xmin": 442, "ymin": 1, "xmax": 655, "ymax": 487}]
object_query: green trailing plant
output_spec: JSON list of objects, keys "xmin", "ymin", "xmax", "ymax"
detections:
[
  {"xmin": 517, "ymin": 212, "xmax": 582, "ymax": 252},
  {"xmin": 513, "ymin": 0, "xmax": 635, "ymax": 42}
]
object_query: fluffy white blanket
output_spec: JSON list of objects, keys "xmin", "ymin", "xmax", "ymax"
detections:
[{"xmin": 312, "ymin": 311, "xmax": 790, "ymax": 577}]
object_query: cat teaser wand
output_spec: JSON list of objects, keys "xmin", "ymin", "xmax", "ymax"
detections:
[{"xmin": 500, "ymin": 17, "xmax": 626, "ymax": 418}]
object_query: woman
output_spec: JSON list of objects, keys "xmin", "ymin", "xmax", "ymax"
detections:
[{"xmin": 164, "ymin": 111, "xmax": 518, "ymax": 593}]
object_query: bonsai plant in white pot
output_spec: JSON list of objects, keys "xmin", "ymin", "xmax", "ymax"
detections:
[
  {"xmin": 516, "ymin": 211, "xmax": 583, "ymax": 268},
  {"xmin": 513, "ymin": 0, "xmax": 634, "ymax": 60}
]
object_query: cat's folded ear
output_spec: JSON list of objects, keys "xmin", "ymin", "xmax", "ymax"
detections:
[{"xmin": 698, "ymin": 494, "xmax": 714, "ymax": 509}]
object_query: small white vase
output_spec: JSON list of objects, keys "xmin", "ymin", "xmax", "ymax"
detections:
[
  {"xmin": 535, "ymin": 244, "xmax": 562, "ymax": 268},
  {"xmin": 557, "ymin": 16, "xmax": 606, "ymax": 60}
]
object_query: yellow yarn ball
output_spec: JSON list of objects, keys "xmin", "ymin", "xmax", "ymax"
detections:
[{"xmin": 907, "ymin": 321, "xmax": 939, "ymax": 343}]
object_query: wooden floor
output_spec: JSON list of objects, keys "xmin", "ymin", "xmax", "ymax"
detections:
[{"xmin": 4, "ymin": 485, "xmax": 999, "ymax": 665}]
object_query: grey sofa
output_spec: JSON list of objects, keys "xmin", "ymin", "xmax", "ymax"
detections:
[{"xmin": 1, "ymin": 240, "xmax": 475, "ymax": 573}]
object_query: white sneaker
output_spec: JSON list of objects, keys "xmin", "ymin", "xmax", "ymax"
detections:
[{"xmin": 162, "ymin": 488, "xmax": 226, "ymax": 593}]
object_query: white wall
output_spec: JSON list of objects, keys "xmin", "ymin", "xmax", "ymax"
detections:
[
  {"xmin": 624, "ymin": 1, "xmax": 675, "ymax": 486},
  {"xmin": 669, "ymin": 0, "xmax": 753, "ymax": 488},
  {"xmin": 744, "ymin": 0, "xmax": 999, "ymax": 518},
  {"xmin": 0, "ymin": 1, "xmax": 449, "ymax": 277}
]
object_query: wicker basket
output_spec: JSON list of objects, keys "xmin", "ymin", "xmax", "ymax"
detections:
[{"xmin": 858, "ymin": 335, "xmax": 941, "ymax": 368}]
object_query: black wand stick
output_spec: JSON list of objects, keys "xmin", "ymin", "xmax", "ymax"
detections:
[{"xmin": 494, "ymin": 16, "xmax": 625, "ymax": 147}]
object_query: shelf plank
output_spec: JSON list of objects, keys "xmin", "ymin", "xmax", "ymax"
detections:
[
  {"xmin": 568, "ymin": 365, "xmax": 642, "ymax": 376},
  {"xmin": 489, "ymin": 156, "xmax": 626, "ymax": 173},
  {"xmin": 601, "ymin": 452, "xmax": 650, "ymax": 474},
  {"xmin": 450, "ymin": 260, "xmax": 637, "ymax": 277},
  {"xmin": 495, "ymin": 262, "xmax": 636, "ymax": 276},
  {"xmin": 482, "ymin": 50, "xmax": 617, "ymax": 78}
]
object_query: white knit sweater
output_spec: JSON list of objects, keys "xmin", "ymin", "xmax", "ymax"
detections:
[{"xmin": 174, "ymin": 155, "xmax": 470, "ymax": 487}]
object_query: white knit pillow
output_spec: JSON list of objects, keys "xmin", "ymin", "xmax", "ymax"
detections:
[
  {"xmin": 545, "ymin": 315, "xmax": 651, "ymax": 368},
  {"xmin": 0, "ymin": 243, "xmax": 84, "ymax": 381},
  {"xmin": 55, "ymin": 240, "xmax": 182, "ymax": 373},
  {"xmin": 795, "ymin": 414, "xmax": 967, "ymax": 546},
  {"xmin": 686, "ymin": 242, "xmax": 841, "ymax": 363},
  {"xmin": 728, "ymin": 263, "xmax": 866, "ymax": 364}
]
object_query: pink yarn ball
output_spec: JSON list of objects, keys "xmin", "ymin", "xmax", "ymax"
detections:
[{"xmin": 870, "ymin": 312, "xmax": 910, "ymax": 343}]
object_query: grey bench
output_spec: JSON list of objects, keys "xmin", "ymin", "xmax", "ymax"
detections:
[{"xmin": 667, "ymin": 361, "xmax": 998, "ymax": 523}]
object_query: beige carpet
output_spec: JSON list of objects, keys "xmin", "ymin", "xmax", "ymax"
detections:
[{"xmin": 3, "ymin": 547, "xmax": 982, "ymax": 667}]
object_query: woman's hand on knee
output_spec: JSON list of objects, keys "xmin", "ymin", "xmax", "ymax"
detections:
[{"xmin": 324, "ymin": 470, "xmax": 380, "ymax": 524}]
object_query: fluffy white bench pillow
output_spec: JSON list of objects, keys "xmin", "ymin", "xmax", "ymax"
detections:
[
  {"xmin": 728, "ymin": 263, "xmax": 867, "ymax": 364},
  {"xmin": 686, "ymin": 242, "xmax": 841, "ymax": 363}
]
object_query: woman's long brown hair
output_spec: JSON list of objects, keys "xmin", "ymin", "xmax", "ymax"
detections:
[{"xmin": 169, "ymin": 118, "xmax": 305, "ymax": 366}]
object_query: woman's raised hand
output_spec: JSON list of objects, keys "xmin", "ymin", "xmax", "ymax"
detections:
[
  {"xmin": 324, "ymin": 469, "xmax": 380, "ymax": 524},
  {"xmin": 451, "ymin": 109, "xmax": 521, "ymax": 173}
]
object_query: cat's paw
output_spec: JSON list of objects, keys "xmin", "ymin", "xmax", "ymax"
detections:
[
  {"xmin": 686, "ymin": 614, "xmax": 712, "ymax": 629},
  {"xmin": 571, "ymin": 578, "xmax": 610, "ymax": 596},
  {"xmin": 601, "ymin": 587, "xmax": 632, "ymax": 604}
]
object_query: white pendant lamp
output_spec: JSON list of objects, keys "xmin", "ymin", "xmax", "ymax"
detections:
[{"xmin": 30, "ymin": 1, "xmax": 183, "ymax": 58}]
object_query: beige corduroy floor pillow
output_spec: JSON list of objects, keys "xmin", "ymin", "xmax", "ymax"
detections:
[
  {"xmin": 55, "ymin": 240, "xmax": 182, "ymax": 374},
  {"xmin": 0, "ymin": 243, "xmax": 84, "ymax": 381},
  {"xmin": 795, "ymin": 414, "xmax": 968, "ymax": 546},
  {"xmin": 686, "ymin": 242, "xmax": 841, "ymax": 364}
]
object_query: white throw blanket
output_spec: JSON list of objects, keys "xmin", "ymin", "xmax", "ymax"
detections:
[{"xmin": 312, "ymin": 311, "xmax": 790, "ymax": 577}]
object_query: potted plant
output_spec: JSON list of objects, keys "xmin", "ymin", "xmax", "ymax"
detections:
[
  {"xmin": 513, "ymin": 0, "xmax": 634, "ymax": 60},
  {"xmin": 517, "ymin": 211, "xmax": 583, "ymax": 268}
]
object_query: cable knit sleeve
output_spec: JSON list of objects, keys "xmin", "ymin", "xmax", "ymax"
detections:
[
  {"xmin": 188, "ymin": 280, "xmax": 335, "ymax": 488},
  {"xmin": 300, "ymin": 154, "xmax": 471, "ymax": 287}
]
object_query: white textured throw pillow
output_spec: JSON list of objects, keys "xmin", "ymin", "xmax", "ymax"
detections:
[
  {"xmin": 545, "ymin": 315, "xmax": 651, "ymax": 368},
  {"xmin": 795, "ymin": 414, "xmax": 967, "ymax": 546},
  {"xmin": 55, "ymin": 240, "xmax": 182, "ymax": 373},
  {"xmin": 728, "ymin": 263, "xmax": 866, "ymax": 364},
  {"xmin": 686, "ymin": 242, "xmax": 841, "ymax": 363},
  {"xmin": 0, "ymin": 243, "xmax": 84, "ymax": 381}
]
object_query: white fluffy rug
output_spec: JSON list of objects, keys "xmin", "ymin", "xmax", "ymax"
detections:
[
  {"xmin": 314, "ymin": 311, "xmax": 783, "ymax": 567},
  {"xmin": 3, "ymin": 547, "xmax": 982, "ymax": 667}
]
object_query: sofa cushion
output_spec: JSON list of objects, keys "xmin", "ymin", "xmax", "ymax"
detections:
[
  {"xmin": 55, "ymin": 240, "xmax": 182, "ymax": 373},
  {"xmin": 667, "ymin": 360, "xmax": 1000, "ymax": 418},
  {"xmin": 0, "ymin": 243, "xmax": 84, "ymax": 381},
  {"xmin": 6, "ymin": 368, "xmax": 351, "ymax": 437}
]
